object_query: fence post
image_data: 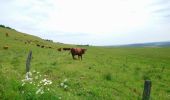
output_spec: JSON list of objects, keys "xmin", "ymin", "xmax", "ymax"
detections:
[
  {"xmin": 26, "ymin": 50, "xmax": 32, "ymax": 77},
  {"xmin": 142, "ymin": 80, "xmax": 152, "ymax": 100}
]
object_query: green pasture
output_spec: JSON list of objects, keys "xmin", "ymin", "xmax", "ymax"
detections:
[{"xmin": 0, "ymin": 27, "xmax": 170, "ymax": 100}]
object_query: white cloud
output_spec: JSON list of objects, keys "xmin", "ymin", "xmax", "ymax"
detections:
[
  {"xmin": 41, "ymin": 0, "xmax": 152, "ymax": 33},
  {"xmin": 0, "ymin": 0, "xmax": 170, "ymax": 45}
]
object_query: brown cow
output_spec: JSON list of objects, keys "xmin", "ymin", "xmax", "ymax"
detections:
[
  {"xmin": 5, "ymin": 33, "xmax": 9, "ymax": 37},
  {"xmin": 70, "ymin": 48, "xmax": 87, "ymax": 60},
  {"xmin": 3, "ymin": 46, "xmax": 9, "ymax": 50}
]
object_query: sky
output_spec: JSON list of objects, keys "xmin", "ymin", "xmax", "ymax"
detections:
[{"xmin": 0, "ymin": 0, "xmax": 170, "ymax": 46}]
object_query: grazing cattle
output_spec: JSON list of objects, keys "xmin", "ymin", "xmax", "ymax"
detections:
[
  {"xmin": 3, "ymin": 46, "xmax": 9, "ymax": 50},
  {"xmin": 63, "ymin": 48, "xmax": 71, "ymax": 51},
  {"xmin": 70, "ymin": 48, "xmax": 87, "ymax": 60},
  {"xmin": 5, "ymin": 33, "xmax": 9, "ymax": 37},
  {"xmin": 36, "ymin": 44, "xmax": 40, "ymax": 47},
  {"xmin": 58, "ymin": 48, "xmax": 62, "ymax": 51},
  {"xmin": 41, "ymin": 45, "xmax": 45, "ymax": 48}
]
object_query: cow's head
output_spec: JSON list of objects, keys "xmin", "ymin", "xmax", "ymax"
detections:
[{"xmin": 82, "ymin": 49, "xmax": 87, "ymax": 54}]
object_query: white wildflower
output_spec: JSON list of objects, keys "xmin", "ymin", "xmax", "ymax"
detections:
[
  {"xmin": 49, "ymin": 81, "xmax": 52, "ymax": 84},
  {"xmin": 42, "ymin": 79, "xmax": 47, "ymax": 82},
  {"xmin": 36, "ymin": 87, "xmax": 43, "ymax": 94},
  {"xmin": 41, "ymin": 90, "xmax": 44, "ymax": 94},
  {"xmin": 25, "ymin": 74, "xmax": 29, "ymax": 79},
  {"xmin": 27, "ymin": 72, "xmax": 32, "ymax": 76},
  {"xmin": 25, "ymin": 77, "xmax": 33, "ymax": 81},
  {"xmin": 22, "ymin": 83, "xmax": 25, "ymax": 86},
  {"xmin": 40, "ymin": 79, "xmax": 52, "ymax": 85},
  {"xmin": 47, "ymin": 80, "xmax": 52, "ymax": 85},
  {"xmin": 35, "ymin": 76, "xmax": 38, "ymax": 80},
  {"xmin": 21, "ymin": 79, "xmax": 25, "ymax": 82},
  {"xmin": 37, "ymin": 72, "xmax": 40, "ymax": 74},
  {"xmin": 64, "ymin": 85, "xmax": 67, "ymax": 87},
  {"xmin": 64, "ymin": 79, "xmax": 68, "ymax": 82},
  {"xmin": 22, "ymin": 91, "xmax": 24, "ymax": 94},
  {"xmin": 36, "ymin": 88, "xmax": 41, "ymax": 94},
  {"xmin": 58, "ymin": 97, "xmax": 61, "ymax": 99},
  {"xmin": 25, "ymin": 72, "xmax": 33, "ymax": 80},
  {"xmin": 60, "ymin": 83, "xmax": 64, "ymax": 87}
]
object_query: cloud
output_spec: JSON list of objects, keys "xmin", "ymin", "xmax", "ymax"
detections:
[
  {"xmin": 150, "ymin": 0, "xmax": 170, "ymax": 6},
  {"xmin": 0, "ymin": 0, "xmax": 170, "ymax": 45},
  {"xmin": 41, "ymin": 0, "xmax": 152, "ymax": 33}
]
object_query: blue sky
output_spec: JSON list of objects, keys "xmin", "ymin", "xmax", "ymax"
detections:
[{"xmin": 0, "ymin": 0, "xmax": 170, "ymax": 46}]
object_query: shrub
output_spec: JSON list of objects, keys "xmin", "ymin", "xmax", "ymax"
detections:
[{"xmin": 104, "ymin": 72, "xmax": 112, "ymax": 81}]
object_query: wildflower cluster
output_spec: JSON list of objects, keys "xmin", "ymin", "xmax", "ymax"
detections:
[
  {"xmin": 21, "ymin": 72, "xmax": 33, "ymax": 86},
  {"xmin": 40, "ymin": 79, "xmax": 52, "ymax": 85},
  {"xmin": 60, "ymin": 79, "xmax": 68, "ymax": 90},
  {"xmin": 21, "ymin": 70, "xmax": 53, "ymax": 95}
]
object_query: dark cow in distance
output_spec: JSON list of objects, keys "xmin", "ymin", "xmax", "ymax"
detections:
[
  {"xmin": 70, "ymin": 48, "xmax": 87, "ymax": 60},
  {"xmin": 41, "ymin": 45, "xmax": 45, "ymax": 48},
  {"xmin": 36, "ymin": 44, "xmax": 40, "ymax": 47},
  {"xmin": 48, "ymin": 46, "xmax": 52, "ymax": 49},
  {"xmin": 5, "ymin": 33, "xmax": 9, "ymax": 37},
  {"xmin": 58, "ymin": 48, "xmax": 62, "ymax": 51},
  {"xmin": 63, "ymin": 48, "xmax": 71, "ymax": 51}
]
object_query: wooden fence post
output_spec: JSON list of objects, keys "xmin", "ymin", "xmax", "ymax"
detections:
[
  {"xmin": 142, "ymin": 80, "xmax": 152, "ymax": 100},
  {"xmin": 26, "ymin": 50, "xmax": 32, "ymax": 77}
]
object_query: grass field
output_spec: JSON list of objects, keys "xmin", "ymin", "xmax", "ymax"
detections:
[{"xmin": 0, "ymin": 27, "xmax": 170, "ymax": 100}]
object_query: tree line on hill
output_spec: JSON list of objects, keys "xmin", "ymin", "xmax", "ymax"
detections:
[{"xmin": 0, "ymin": 24, "xmax": 15, "ymax": 30}]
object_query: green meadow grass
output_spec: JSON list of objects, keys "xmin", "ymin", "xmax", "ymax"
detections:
[{"xmin": 0, "ymin": 27, "xmax": 170, "ymax": 100}]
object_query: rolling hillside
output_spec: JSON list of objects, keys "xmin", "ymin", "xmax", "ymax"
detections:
[{"xmin": 0, "ymin": 27, "xmax": 170, "ymax": 99}]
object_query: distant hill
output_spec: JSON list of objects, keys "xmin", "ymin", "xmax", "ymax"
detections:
[
  {"xmin": 108, "ymin": 41, "xmax": 170, "ymax": 47},
  {"xmin": 0, "ymin": 25, "xmax": 76, "ymax": 49}
]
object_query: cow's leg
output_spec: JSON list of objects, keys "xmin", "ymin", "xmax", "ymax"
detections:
[
  {"xmin": 72, "ymin": 54, "xmax": 75, "ymax": 60},
  {"xmin": 79, "ymin": 54, "xmax": 82, "ymax": 60},
  {"xmin": 77, "ymin": 55, "xmax": 80, "ymax": 60}
]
